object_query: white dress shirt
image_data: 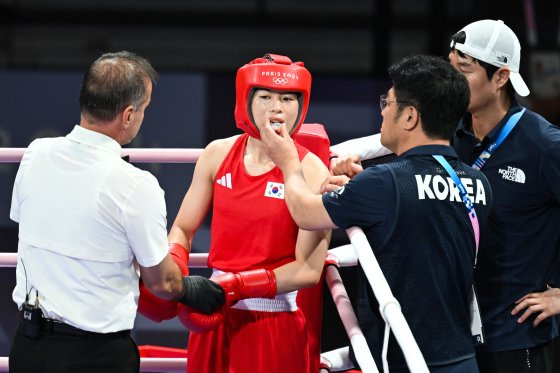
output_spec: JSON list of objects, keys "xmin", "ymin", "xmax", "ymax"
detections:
[{"xmin": 11, "ymin": 125, "xmax": 169, "ymax": 332}]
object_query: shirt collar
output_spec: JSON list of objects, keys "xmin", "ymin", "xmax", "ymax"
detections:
[
  {"xmin": 66, "ymin": 125, "xmax": 122, "ymax": 156},
  {"xmin": 455, "ymin": 98, "xmax": 523, "ymax": 141},
  {"xmin": 400, "ymin": 144, "xmax": 458, "ymax": 159}
]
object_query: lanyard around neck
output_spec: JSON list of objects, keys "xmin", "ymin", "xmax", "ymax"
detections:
[
  {"xmin": 472, "ymin": 108, "xmax": 526, "ymax": 170},
  {"xmin": 433, "ymin": 155, "xmax": 479, "ymax": 260}
]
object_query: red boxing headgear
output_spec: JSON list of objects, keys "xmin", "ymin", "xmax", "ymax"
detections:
[{"xmin": 235, "ymin": 53, "xmax": 312, "ymax": 139}]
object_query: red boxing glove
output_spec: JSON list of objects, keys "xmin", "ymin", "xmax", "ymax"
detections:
[
  {"xmin": 177, "ymin": 304, "xmax": 224, "ymax": 333},
  {"xmin": 212, "ymin": 268, "xmax": 277, "ymax": 307},
  {"xmin": 138, "ymin": 281, "xmax": 181, "ymax": 322},
  {"xmin": 169, "ymin": 243, "xmax": 189, "ymax": 276},
  {"xmin": 137, "ymin": 243, "xmax": 189, "ymax": 322}
]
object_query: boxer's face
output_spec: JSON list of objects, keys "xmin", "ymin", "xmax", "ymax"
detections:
[{"xmin": 250, "ymin": 89, "xmax": 299, "ymax": 134}]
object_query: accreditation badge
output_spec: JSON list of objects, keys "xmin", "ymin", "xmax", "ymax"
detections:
[{"xmin": 470, "ymin": 285, "xmax": 485, "ymax": 345}]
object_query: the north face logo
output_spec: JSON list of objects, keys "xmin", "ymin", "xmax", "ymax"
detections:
[
  {"xmin": 216, "ymin": 173, "xmax": 232, "ymax": 189},
  {"xmin": 495, "ymin": 54, "xmax": 508, "ymax": 64},
  {"xmin": 498, "ymin": 166, "xmax": 525, "ymax": 183}
]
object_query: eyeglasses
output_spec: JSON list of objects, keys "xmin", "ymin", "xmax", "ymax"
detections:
[
  {"xmin": 379, "ymin": 94, "xmax": 394, "ymax": 111},
  {"xmin": 379, "ymin": 94, "xmax": 422, "ymax": 117},
  {"xmin": 379, "ymin": 94, "xmax": 399, "ymax": 111}
]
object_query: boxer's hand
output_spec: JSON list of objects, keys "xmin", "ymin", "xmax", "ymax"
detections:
[
  {"xmin": 260, "ymin": 122, "xmax": 300, "ymax": 171},
  {"xmin": 179, "ymin": 276, "xmax": 225, "ymax": 314},
  {"xmin": 212, "ymin": 268, "xmax": 277, "ymax": 307},
  {"xmin": 320, "ymin": 175, "xmax": 350, "ymax": 194},
  {"xmin": 330, "ymin": 154, "xmax": 362, "ymax": 177},
  {"xmin": 177, "ymin": 304, "xmax": 224, "ymax": 333}
]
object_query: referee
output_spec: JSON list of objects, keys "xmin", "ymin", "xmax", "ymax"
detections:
[{"xmin": 8, "ymin": 51, "xmax": 223, "ymax": 372}]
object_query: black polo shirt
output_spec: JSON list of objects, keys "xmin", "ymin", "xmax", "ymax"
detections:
[
  {"xmin": 323, "ymin": 145, "xmax": 492, "ymax": 369},
  {"xmin": 453, "ymin": 101, "xmax": 560, "ymax": 352}
]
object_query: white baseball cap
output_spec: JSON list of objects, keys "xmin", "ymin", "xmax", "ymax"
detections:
[{"xmin": 451, "ymin": 19, "xmax": 530, "ymax": 97}]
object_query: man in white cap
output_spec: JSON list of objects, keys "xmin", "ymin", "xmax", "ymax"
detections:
[
  {"xmin": 448, "ymin": 19, "xmax": 560, "ymax": 373},
  {"xmin": 328, "ymin": 19, "xmax": 560, "ymax": 373}
]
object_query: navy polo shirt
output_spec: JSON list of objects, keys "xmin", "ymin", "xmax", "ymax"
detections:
[
  {"xmin": 322, "ymin": 145, "xmax": 492, "ymax": 369},
  {"xmin": 453, "ymin": 101, "xmax": 560, "ymax": 352}
]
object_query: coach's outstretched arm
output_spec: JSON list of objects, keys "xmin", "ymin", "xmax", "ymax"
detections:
[
  {"xmin": 329, "ymin": 134, "xmax": 392, "ymax": 177},
  {"xmin": 261, "ymin": 123, "xmax": 338, "ymax": 231}
]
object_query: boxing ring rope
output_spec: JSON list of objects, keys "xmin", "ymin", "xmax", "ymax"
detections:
[
  {"xmin": 0, "ymin": 148, "xmax": 203, "ymax": 163},
  {"xmin": 0, "ymin": 147, "xmax": 428, "ymax": 373},
  {"xmin": 324, "ymin": 248, "xmax": 377, "ymax": 373},
  {"xmin": 346, "ymin": 228, "xmax": 429, "ymax": 373}
]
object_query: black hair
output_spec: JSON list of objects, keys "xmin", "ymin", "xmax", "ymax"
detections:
[
  {"xmin": 388, "ymin": 54, "xmax": 470, "ymax": 140},
  {"xmin": 79, "ymin": 51, "xmax": 158, "ymax": 122},
  {"xmin": 450, "ymin": 31, "xmax": 516, "ymax": 100}
]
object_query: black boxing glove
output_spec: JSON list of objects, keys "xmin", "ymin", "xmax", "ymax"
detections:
[{"xmin": 178, "ymin": 276, "xmax": 225, "ymax": 315}]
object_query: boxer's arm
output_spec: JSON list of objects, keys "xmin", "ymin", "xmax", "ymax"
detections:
[
  {"xmin": 274, "ymin": 152, "xmax": 331, "ymax": 293},
  {"xmin": 202, "ymin": 152, "xmax": 331, "ymax": 301},
  {"xmin": 169, "ymin": 136, "xmax": 237, "ymax": 247},
  {"xmin": 261, "ymin": 124, "xmax": 338, "ymax": 231}
]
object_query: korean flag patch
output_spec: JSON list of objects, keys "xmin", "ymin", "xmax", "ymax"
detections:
[{"xmin": 265, "ymin": 181, "xmax": 284, "ymax": 199}]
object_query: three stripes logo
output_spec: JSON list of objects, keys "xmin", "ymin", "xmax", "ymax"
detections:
[{"xmin": 216, "ymin": 173, "xmax": 232, "ymax": 189}]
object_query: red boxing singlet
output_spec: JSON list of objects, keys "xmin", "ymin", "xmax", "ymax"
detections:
[{"xmin": 208, "ymin": 134, "xmax": 309, "ymax": 272}]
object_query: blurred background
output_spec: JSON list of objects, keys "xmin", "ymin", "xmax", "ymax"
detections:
[{"xmin": 1, "ymin": 0, "xmax": 559, "ymax": 358}]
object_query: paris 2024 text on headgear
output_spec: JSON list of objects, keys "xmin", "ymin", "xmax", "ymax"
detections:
[{"xmin": 234, "ymin": 53, "xmax": 312, "ymax": 139}]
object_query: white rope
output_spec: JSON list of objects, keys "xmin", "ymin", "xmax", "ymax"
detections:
[
  {"xmin": 346, "ymin": 227, "xmax": 429, "ymax": 373},
  {"xmin": 325, "ymin": 264, "xmax": 378, "ymax": 373},
  {"xmin": 0, "ymin": 148, "xmax": 203, "ymax": 163},
  {"xmin": 0, "ymin": 252, "xmax": 209, "ymax": 268},
  {"xmin": 0, "ymin": 357, "xmax": 187, "ymax": 372},
  {"xmin": 140, "ymin": 357, "xmax": 187, "ymax": 372}
]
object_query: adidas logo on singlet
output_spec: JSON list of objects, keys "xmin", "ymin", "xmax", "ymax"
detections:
[
  {"xmin": 498, "ymin": 166, "xmax": 526, "ymax": 184},
  {"xmin": 216, "ymin": 173, "xmax": 232, "ymax": 189}
]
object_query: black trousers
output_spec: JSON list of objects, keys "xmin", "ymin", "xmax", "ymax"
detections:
[
  {"xmin": 9, "ymin": 321, "xmax": 140, "ymax": 373},
  {"xmin": 552, "ymin": 337, "xmax": 560, "ymax": 373},
  {"xmin": 476, "ymin": 339, "xmax": 555, "ymax": 373}
]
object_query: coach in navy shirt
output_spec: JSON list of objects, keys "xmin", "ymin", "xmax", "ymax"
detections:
[{"xmin": 261, "ymin": 54, "xmax": 492, "ymax": 372}]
